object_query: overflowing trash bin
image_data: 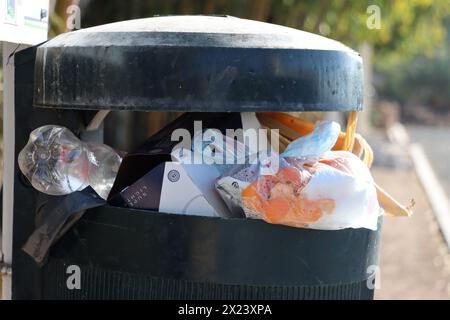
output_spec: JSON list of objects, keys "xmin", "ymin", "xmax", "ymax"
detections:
[{"xmin": 11, "ymin": 15, "xmax": 393, "ymax": 300}]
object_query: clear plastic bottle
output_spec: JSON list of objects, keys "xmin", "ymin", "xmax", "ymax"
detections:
[{"xmin": 18, "ymin": 125, "xmax": 121, "ymax": 199}]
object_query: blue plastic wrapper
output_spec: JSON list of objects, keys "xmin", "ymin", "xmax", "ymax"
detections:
[{"xmin": 281, "ymin": 121, "xmax": 341, "ymax": 159}]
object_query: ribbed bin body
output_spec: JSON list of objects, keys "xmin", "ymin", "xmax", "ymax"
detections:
[{"xmin": 44, "ymin": 260, "xmax": 373, "ymax": 300}]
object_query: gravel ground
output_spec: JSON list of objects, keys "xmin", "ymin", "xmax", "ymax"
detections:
[{"xmin": 373, "ymin": 167, "xmax": 450, "ymax": 300}]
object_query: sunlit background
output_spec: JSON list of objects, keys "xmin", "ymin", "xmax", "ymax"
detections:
[{"xmin": 1, "ymin": 0, "xmax": 450, "ymax": 299}]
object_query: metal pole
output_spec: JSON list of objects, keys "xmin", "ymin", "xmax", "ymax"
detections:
[
  {"xmin": 1, "ymin": 41, "xmax": 16, "ymax": 300},
  {"xmin": 1, "ymin": 42, "xmax": 27, "ymax": 300}
]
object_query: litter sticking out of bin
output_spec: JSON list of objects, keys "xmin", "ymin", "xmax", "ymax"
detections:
[
  {"xmin": 258, "ymin": 112, "xmax": 414, "ymax": 217},
  {"xmin": 22, "ymin": 187, "xmax": 106, "ymax": 266},
  {"xmin": 114, "ymin": 161, "xmax": 233, "ymax": 218},
  {"xmin": 18, "ymin": 125, "xmax": 122, "ymax": 199},
  {"xmin": 108, "ymin": 112, "xmax": 261, "ymax": 218},
  {"xmin": 216, "ymin": 121, "xmax": 382, "ymax": 230}
]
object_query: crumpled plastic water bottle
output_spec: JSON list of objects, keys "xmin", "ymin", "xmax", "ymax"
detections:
[{"xmin": 18, "ymin": 125, "xmax": 121, "ymax": 199}]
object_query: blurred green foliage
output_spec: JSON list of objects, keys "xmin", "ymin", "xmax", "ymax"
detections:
[
  {"xmin": 71, "ymin": 0, "xmax": 450, "ymax": 63},
  {"xmin": 377, "ymin": 16, "xmax": 450, "ymax": 109}
]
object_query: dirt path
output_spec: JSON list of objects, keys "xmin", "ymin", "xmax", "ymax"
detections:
[{"xmin": 373, "ymin": 167, "xmax": 450, "ymax": 299}]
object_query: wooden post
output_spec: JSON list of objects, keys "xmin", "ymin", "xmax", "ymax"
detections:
[{"xmin": 359, "ymin": 42, "xmax": 373, "ymax": 137}]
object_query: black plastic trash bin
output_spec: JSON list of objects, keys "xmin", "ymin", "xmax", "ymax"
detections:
[{"xmin": 12, "ymin": 15, "xmax": 380, "ymax": 300}]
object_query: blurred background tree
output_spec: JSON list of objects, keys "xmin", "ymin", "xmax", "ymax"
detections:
[
  {"xmin": 376, "ymin": 15, "xmax": 450, "ymax": 123},
  {"xmin": 50, "ymin": 0, "xmax": 449, "ymax": 63}
]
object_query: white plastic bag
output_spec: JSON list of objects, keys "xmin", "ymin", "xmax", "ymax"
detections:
[{"xmin": 216, "ymin": 121, "xmax": 382, "ymax": 230}]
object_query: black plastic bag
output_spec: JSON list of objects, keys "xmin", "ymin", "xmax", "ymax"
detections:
[{"xmin": 22, "ymin": 187, "xmax": 105, "ymax": 266}]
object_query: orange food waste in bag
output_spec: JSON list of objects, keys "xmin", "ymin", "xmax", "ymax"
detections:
[{"xmin": 241, "ymin": 166, "xmax": 336, "ymax": 228}]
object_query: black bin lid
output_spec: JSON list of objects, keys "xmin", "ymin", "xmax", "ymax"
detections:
[{"xmin": 34, "ymin": 15, "xmax": 363, "ymax": 112}]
